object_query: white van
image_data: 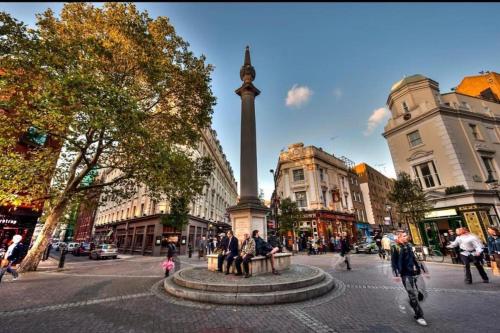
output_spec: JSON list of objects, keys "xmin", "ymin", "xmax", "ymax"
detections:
[{"xmin": 66, "ymin": 242, "xmax": 80, "ymax": 253}]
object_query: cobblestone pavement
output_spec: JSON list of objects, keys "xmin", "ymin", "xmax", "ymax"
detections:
[{"xmin": 0, "ymin": 251, "xmax": 498, "ymax": 332}]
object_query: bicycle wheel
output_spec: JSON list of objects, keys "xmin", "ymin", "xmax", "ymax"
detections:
[{"xmin": 429, "ymin": 250, "xmax": 444, "ymax": 263}]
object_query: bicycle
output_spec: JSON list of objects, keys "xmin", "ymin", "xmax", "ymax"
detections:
[
  {"xmin": 426, "ymin": 245, "xmax": 445, "ymax": 263},
  {"xmin": 412, "ymin": 245, "xmax": 444, "ymax": 263}
]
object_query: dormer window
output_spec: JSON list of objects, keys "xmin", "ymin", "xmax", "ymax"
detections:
[{"xmin": 402, "ymin": 101, "xmax": 410, "ymax": 113}]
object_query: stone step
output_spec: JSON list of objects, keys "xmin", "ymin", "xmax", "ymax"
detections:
[
  {"xmin": 164, "ymin": 268, "xmax": 335, "ymax": 305},
  {"xmin": 173, "ymin": 266, "xmax": 325, "ymax": 293}
]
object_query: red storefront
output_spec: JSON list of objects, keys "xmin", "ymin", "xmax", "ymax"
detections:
[{"xmin": 314, "ymin": 210, "xmax": 358, "ymax": 243}]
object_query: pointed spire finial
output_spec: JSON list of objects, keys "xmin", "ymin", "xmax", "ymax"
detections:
[
  {"xmin": 240, "ymin": 45, "xmax": 256, "ymax": 82},
  {"xmin": 244, "ymin": 45, "xmax": 251, "ymax": 66}
]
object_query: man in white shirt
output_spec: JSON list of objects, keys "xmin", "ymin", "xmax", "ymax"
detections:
[{"xmin": 447, "ymin": 227, "xmax": 489, "ymax": 284}]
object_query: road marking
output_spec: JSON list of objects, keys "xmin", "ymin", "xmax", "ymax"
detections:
[
  {"xmin": 0, "ymin": 292, "xmax": 154, "ymax": 317},
  {"xmin": 345, "ymin": 283, "xmax": 499, "ymax": 295},
  {"xmin": 39, "ymin": 272, "xmax": 161, "ymax": 278},
  {"xmin": 288, "ymin": 308, "xmax": 338, "ymax": 333}
]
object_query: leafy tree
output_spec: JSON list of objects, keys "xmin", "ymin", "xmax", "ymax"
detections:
[
  {"xmin": 387, "ymin": 172, "xmax": 432, "ymax": 227},
  {"xmin": 278, "ymin": 197, "xmax": 304, "ymax": 249},
  {"xmin": 0, "ymin": 3, "xmax": 215, "ymax": 271},
  {"xmin": 160, "ymin": 195, "xmax": 190, "ymax": 230}
]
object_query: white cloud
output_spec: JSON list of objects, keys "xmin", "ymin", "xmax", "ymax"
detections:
[
  {"xmin": 332, "ymin": 88, "xmax": 343, "ymax": 100},
  {"xmin": 363, "ymin": 107, "xmax": 391, "ymax": 136},
  {"xmin": 286, "ymin": 84, "xmax": 313, "ymax": 108}
]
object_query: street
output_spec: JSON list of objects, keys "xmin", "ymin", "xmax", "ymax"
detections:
[{"xmin": 0, "ymin": 252, "xmax": 498, "ymax": 333}]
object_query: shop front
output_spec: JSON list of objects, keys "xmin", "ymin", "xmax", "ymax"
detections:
[
  {"xmin": 315, "ymin": 210, "xmax": 357, "ymax": 243},
  {"xmin": 94, "ymin": 214, "xmax": 217, "ymax": 256},
  {"xmin": 409, "ymin": 204, "xmax": 496, "ymax": 249},
  {"xmin": 0, "ymin": 207, "xmax": 40, "ymax": 249}
]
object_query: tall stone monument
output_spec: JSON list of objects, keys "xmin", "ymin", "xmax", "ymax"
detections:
[{"xmin": 227, "ymin": 46, "xmax": 270, "ymax": 242}]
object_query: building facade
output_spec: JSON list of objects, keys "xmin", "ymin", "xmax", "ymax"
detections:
[
  {"xmin": 93, "ymin": 127, "xmax": 238, "ymax": 256},
  {"xmin": 383, "ymin": 73, "xmax": 500, "ymax": 246},
  {"xmin": 273, "ymin": 143, "xmax": 360, "ymax": 243},
  {"xmin": 456, "ymin": 71, "xmax": 500, "ymax": 103},
  {"xmin": 353, "ymin": 163, "xmax": 398, "ymax": 232}
]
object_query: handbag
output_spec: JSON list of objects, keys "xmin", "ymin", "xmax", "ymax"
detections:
[
  {"xmin": 1, "ymin": 258, "xmax": 9, "ymax": 268},
  {"xmin": 162, "ymin": 258, "xmax": 175, "ymax": 271}
]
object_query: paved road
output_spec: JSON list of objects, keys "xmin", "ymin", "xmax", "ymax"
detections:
[{"xmin": 0, "ymin": 252, "xmax": 498, "ymax": 332}]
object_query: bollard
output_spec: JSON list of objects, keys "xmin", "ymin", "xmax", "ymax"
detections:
[{"xmin": 58, "ymin": 248, "xmax": 67, "ymax": 269}]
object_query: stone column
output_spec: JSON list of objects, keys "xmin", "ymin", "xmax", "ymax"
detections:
[{"xmin": 226, "ymin": 46, "xmax": 270, "ymax": 246}]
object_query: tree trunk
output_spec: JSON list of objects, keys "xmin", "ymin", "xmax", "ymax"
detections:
[{"xmin": 18, "ymin": 198, "xmax": 69, "ymax": 272}]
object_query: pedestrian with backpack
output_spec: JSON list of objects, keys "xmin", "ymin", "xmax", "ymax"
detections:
[{"xmin": 391, "ymin": 231, "xmax": 427, "ymax": 326}]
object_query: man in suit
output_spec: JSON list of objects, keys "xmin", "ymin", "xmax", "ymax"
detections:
[{"xmin": 224, "ymin": 230, "xmax": 239, "ymax": 275}]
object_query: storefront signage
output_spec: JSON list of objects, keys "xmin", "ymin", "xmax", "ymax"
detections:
[
  {"xmin": 0, "ymin": 215, "xmax": 17, "ymax": 225},
  {"xmin": 424, "ymin": 208, "xmax": 457, "ymax": 219}
]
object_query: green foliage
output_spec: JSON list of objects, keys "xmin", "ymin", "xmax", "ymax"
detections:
[
  {"xmin": 388, "ymin": 172, "xmax": 432, "ymax": 225},
  {"xmin": 278, "ymin": 197, "xmax": 304, "ymax": 234},
  {"xmin": 0, "ymin": 3, "xmax": 215, "ymax": 271},
  {"xmin": 0, "ymin": 3, "xmax": 215, "ymax": 209},
  {"xmin": 445, "ymin": 185, "xmax": 466, "ymax": 195},
  {"xmin": 160, "ymin": 196, "xmax": 190, "ymax": 230}
]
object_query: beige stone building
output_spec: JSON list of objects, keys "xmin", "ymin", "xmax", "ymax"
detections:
[
  {"xmin": 383, "ymin": 74, "xmax": 500, "ymax": 245},
  {"xmin": 353, "ymin": 163, "xmax": 398, "ymax": 232},
  {"xmin": 273, "ymin": 143, "xmax": 364, "ymax": 243},
  {"xmin": 93, "ymin": 127, "xmax": 238, "ymax": 256}
]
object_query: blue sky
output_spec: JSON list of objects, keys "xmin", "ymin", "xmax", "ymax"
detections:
[{"xmin": 2, "ymin": 3, "xmax": 500, "ymax": 200}]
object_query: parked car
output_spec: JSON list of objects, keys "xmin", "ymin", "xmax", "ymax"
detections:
[
  {"xmin": 89, "ymin": 244, "xmax": 118, "ymax": 260},
  {"xmin": 54, "ymin": 242, "xmax": 66, "ymax": 251},
  {"xmin": 66, "ymin": 242, "xmax": 80, "ymax": 253},
  {"xmin": 354, "ymin": 241, "xmax": 378, "ymax": 254},
  {"xmin": 73, "ymin": 242, "xmax": 95, "ymax": 256}
]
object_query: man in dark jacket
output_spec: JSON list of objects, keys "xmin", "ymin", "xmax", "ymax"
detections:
[
  {"xmin": 0, "ymin": 235, "xmax": 23, "ymax": 283},
  {"xmin": 224, "ymin": 231, "xmax": 239, "ymax": 275},
  {"xmin": 340, "ymin": 232, "xmax": 351, "ymax": 270},
  {"xmin": 391, "ymin": 231, "xmax": 427, "ymax": 326}
]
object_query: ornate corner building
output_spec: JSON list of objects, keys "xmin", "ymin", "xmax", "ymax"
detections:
[
  {"xmin": 383, "ymin": 71, "xmax": 500, "ymax": 246},
  {"xmin": 273, "ymin": 143, "xmax": 369, "ymax": 243}
]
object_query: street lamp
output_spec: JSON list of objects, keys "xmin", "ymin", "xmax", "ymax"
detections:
[
  {"xmin": 385, "ymin": 203, "xmax": 394, "ymax": 232},
  {"xmin": 269, "ymin": 169, "xmax": 279, "ymax": 232}
]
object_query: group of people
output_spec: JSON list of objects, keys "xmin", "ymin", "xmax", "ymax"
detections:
[
  {"xmin": 196, "ymin": 236, "xmax": 219, "ymax": 259},
  {"xmin": 215, "ymin": 230, "xmax": 282, "ymax": 277},
  {"xmin": 374, "ymin": 231, "xmax": 392, "ymax": 260}
]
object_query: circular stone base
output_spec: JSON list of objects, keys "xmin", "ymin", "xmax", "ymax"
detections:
[{"xmin": 164, "ymin": 264, "xmax": 335, "ymax": 305}]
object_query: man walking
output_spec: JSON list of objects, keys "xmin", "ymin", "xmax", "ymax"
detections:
[
  {"xmin": 447, "ymin": 227, "xmax": 489, "ymax": 284},
  {"xmin": 197, "ymin": 236, "xmax": 207, "ymax": 260},
  {"xmin": 340, "ymin": 232, "xmax": 351, "ymax": 270},
  {"xmin": 381, "ymin": 234, "xmax": 391, "ymax": 261},
  {"xmin": 374, "ymin": 231, "xmax": 384, "ymax": 259},
  {"xmin": 0, "ymin": 235, "xmax": 23, "ymax": 283},
  {"xmin": 391, "ymin": 231, "xmax": 427, "ymax": 326}
]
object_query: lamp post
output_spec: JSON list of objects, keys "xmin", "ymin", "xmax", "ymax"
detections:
[
  {"xmin": 269, "ymin": 169, "xmax": 279, "ymax": 232},
  {"xmin": 385, "ymin": 203, "xmax": 394, "ymax": 232},
  {"xmin": 485, "ymin": 170, "xmax": 500, "ymax": 227}
]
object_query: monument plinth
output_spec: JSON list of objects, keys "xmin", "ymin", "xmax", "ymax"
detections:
[{"xmin": 228, "ymin": 46, "xmax": 270, "ymax": 243}]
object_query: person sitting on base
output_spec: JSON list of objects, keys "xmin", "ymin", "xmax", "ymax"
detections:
[
  {"xmin": 253, "ymin": 229, "xmax": 280, "ymax": 275},
  {"xmin": 235, "ymin": 233, "xmax": 256, "ymax": 278},
  {"xmin": 224, "ymin": 230, "xmax": 239, "ymax": 275},
  {"xmin": 216, "ymin": 233, "xmax": 228, "ymax": 272}
]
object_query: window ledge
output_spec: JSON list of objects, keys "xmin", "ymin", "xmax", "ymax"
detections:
[{"xmin": 409, "ymin": 143, "xmax": 425, "ymax": 151}]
